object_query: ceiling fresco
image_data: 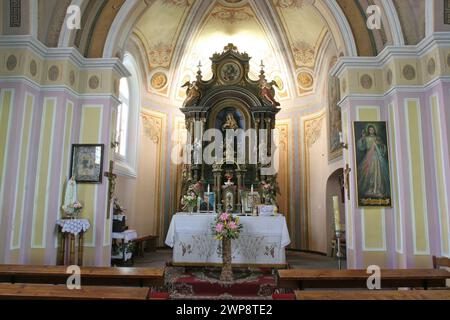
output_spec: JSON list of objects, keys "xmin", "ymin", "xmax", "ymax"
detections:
[
  {"xmin": 134, "ymin": 0, "xmax": 194, "ymax": 70},
  {"xmin": 177, "ymin": 1, "xmax": 290, "ymax": 101},
  {"xmin": 132, "ymin": 0, "xmax": 333, "ymax": 99},
  {"xmin": 270, "ymin": 0, "xmax": 327, "ymax": 70}
]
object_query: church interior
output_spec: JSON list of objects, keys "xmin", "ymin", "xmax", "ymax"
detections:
[{"xmin": 0, "ymin": 0, "xmax": 449, "ymax": 301}]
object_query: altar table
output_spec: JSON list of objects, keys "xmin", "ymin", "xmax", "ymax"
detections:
[{"xmin": 165, "ymin": 214, "xmax": 291, "ymax": 266}]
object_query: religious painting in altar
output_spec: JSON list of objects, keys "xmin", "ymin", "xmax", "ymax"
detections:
[
  {"xmin": 353, "ymin": 121, "xmax": 392, "ymax": 207},
  {"xmin": 328, "ymin": 75, "xmax": 342, "ymax": 160}
]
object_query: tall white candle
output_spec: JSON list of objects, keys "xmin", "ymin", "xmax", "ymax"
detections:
[
  {"xmin": 251, "ymin": 185, "xmax": 254, "ymax": 194},
  {"xmin": 207, "ymin": 184, "xmax": 210, "ymax": 194},
  {"xmin": 333, "ymin": 196, "xmax": 341, "ymax": 231}
]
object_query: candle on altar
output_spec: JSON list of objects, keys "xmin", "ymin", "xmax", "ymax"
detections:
[
  {"xmin": 207, "ymin": 184, "xmax": 210, "ymax": 193},
  {"xmin": 251, "ymin": 185, "xmax": 254, "ymax": 194},
  {"xmin": 333, "ymin": 196, "xmax": 341, "ymax": 231}
]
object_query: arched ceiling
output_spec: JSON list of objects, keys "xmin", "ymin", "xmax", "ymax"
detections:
[
  {"xmin": 36, "ymin": 0, "xmax": 428, "ymax": 103},
  {"xmin": 132, "ymin": 0, "xmax": 331, "ymax": 101}
]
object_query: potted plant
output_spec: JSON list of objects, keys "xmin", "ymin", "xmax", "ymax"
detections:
[{"xmin": 212, "ymin": 212, "xmax": 243, "ymax": 282}]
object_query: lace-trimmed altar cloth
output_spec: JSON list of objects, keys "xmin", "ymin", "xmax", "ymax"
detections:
[
  {"xmin": 56, "ymin": 219, "xmax": 91, "ymax": 235},
  {"xmin": 165, "ymin": 214, "xmax": 291, "ymax": 265}
]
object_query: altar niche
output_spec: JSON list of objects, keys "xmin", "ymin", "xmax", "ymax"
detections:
[{"xmin": 180, "ymin": 44, "xmax": 281, "ymax": 214}]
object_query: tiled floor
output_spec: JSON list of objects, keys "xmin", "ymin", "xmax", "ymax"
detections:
[{"xmin": 133, "ymin": 249, "xmax": 345, "ymax": 269}]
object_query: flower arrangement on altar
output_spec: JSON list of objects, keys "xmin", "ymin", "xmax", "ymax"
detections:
[
  {"xmin": 181, "ymin": 181, "xmax": 203, "ymax": 212},
  {"xmin": 212, "ymin": 212, "xmax": 243, "ymax": 240},
  {"xmin": 260, "ymin": 175, "xmax": 280, "ymax": 205}
]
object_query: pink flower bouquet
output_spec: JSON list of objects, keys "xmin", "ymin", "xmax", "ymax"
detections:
[{"xmin": 212, "ymin": 212, "xmax": 243, "ymax": 240}]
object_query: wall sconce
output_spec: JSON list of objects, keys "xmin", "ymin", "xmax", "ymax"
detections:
[{"xmin": 339, "ymin": 132, "xmax": 348, "ymax": 149}]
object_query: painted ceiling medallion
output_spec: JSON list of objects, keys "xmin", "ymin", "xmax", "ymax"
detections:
[
  {"xmin": 30, "ymin": 60, "xmax": 37, "ymax": 76},
  {"xmin": 151, "ymin": 72, "xmax": 168, "ymax": 90},
  {"xmin": 402, "ymin": 64, "xmax": 416, "ymax": 81},
  {"xmin": 297, "ymin": 72, "xmax": 313, "ymax": 89},
  {"xmin": 274, "ymin": 76, "xmax": 284, "ymax": 91},
  {"xmin": 387, "ymin": 69, "xmax": 393, "ymax": 85},
  {"xmin": 360, "ymin": 74, "xmax": 373, "ymax": 90},
  {"xmin": 48, "ymin": 65, "xmax": 59, "ymax": 81},
  {"xmin": 6, "ymin": 55, "xmax": 17, "ymax": 71},
  {"xmin": 89, "ymin": 75, "xmax": 100, "ymax": 89},
  {"xmin": 428, "ymin": 58, "xmax": 436, "ymax": 76}
]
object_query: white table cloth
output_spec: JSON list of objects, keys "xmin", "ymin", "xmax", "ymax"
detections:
[
  {"xmin": 56, "ymin": 219, "xmax": 90, "ymax": 235},
  {"xmin": 165, "ymin": 214, "xmax": 291, "ymax": 265},
  {"xmin": 112, "ymin": 230, "xmax": 138, "ymax": 242}
]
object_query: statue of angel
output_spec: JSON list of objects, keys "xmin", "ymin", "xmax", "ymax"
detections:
[
  {"xmin": 259, "ymin": 79, "xmax": 280, "ymax": 107},
  {"xmin": 181, "ymin": 80, "xmax": 201, "ymax": 107}
]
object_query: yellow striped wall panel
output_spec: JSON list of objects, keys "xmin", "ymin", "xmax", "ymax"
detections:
[
  {"xmin": 11, "ymin": 93, "xmax": 34, "ymax": 250},
  {"xmin": 431, "ymin": 95, "xmax": 449, "ymax": 256},
  {"xmin": 32, "ymin": 98, "xmax": 57, "ymax": 248},
  {"xmin": 405, "ymin": 99, "xmax": 429, "ymax": 255},
  {"xmin": 78, "ymin": 105, "xmax": 103, "ymax": 247}
]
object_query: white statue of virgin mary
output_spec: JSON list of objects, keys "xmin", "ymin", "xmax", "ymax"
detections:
[{"xmin": 62, "ymin": 177, "xmax": 78, "ymax": 217}]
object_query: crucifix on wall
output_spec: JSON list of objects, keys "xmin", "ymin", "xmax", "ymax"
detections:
[{"xmin": 104, "ymin": 160, "xmax": 117, "ymax": 219}]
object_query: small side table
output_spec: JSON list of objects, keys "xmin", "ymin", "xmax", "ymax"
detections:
[
  {"xmin": 111, "ymin": 230, "xmax": 137, "ymax": 266},
  {"xmin": 56, "ymin": 219, "xmax": 91, "ymax": 266}
]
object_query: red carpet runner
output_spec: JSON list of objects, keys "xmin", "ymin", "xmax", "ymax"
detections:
[{"xmin": 165, "ymin": 267, "xmax": 277, "ymax": 300}]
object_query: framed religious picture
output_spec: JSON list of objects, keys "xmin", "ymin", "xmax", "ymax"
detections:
[
  {"xmin": 200, "ymin": 192, "xmax": 215, "ymax": 213},
  {"xmin": 218, "ymin": 60, "xmax": 243, "ymax": 85},
  {"xmin": 70, "ymin": 144, "xmax": 104, "ymax": 184},
  {"xmin": 353, "ymin": 122, "xmax": 392, "ymax": 207}
]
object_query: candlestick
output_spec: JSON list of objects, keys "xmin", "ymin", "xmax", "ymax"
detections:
[
  {"xmin": 333, "ymin": 196, "xmax": 341, "ymax": 231},
  {"xmin": 207, "ymin": 184, "xmax": 210, "ymax": 194},
  {"xmin": 251, "ymin": 184, "xmax": 254, "ymax": 194}
]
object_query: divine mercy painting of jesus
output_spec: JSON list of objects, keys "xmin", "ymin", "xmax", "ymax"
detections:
[{"xmin": 353, "ymin": 122, "xmax": 392, "ymax": 207}]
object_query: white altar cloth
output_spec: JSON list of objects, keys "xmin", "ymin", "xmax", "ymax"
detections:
[{"xmin": 165, "ymin": 214, "xmax": 291, "ymax": 265}]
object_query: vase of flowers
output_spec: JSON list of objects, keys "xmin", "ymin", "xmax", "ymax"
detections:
[
  {"xmin": 212, "ymin": 212, "xmax": 243, "ymax": 282},
  {"xmin": 65, "ymin": 201, "xmax": 83, "ymax": 219},
  {"xmin": 182, "ymin": 194, "xmax": 197, "ymax": 214}
]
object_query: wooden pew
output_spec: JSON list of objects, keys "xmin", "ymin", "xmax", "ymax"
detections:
[
  {"xmin": 134, "ymin": 235, "xmax": 159, "ymax": 257},
  {"xmin": 278, "ymin": 269, "xmax": 450, "ymax": 290},
  {"xmin": 295, "ymin": 290, "xmax": 450, "ymax": 300},
  {"xmin": 433, "ymin": 256, "xmax": 450, "ymax": 269},
  {"xmin": 0, "ymin": 265, "xmax": 165, "ymax": 288},
  {"xmin": 0, "ymin": 283, "xmax": 149, "ymax": 300}
]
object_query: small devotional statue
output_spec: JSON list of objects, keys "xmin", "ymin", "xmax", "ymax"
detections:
[
  {"xmin": 222, "ymin": 113, "xmax": 239, "ymax": 130},
  {"xmin": 259, "ymin": 79, "xmax": 280, "ymax": 107},
  {"xmin": 181, "ymin": 80, "xmax": 201, "ymax": 107}
]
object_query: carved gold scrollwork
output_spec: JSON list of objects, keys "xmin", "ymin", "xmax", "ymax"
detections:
[
  {"xmin": 141, "ymin": 113, "xmax": 162, "ymax": 144},
  {"xmin": 305, "ymin": 116, "xmax": 323, "ymax": 147}
]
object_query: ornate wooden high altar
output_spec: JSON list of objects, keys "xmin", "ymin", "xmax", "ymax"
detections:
[{"xmin": 180, "ymin": 44, "xmax": 281, "ymax": 213}]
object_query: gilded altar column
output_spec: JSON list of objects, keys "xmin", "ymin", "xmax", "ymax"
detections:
[
  {"xmin": 200, "ymin": 117, "xmax": 206, "ymax": 182},
  {"xmin": 265, "ymin": 117, "xmax": 272, "ymax": 157},
  {"xmin": 187, "ymin": 118, "xmax": 194, "ymax": 181},
  {"xmin": 254, "ymin": 117, "xmax": 261, "ymax": 183}
]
